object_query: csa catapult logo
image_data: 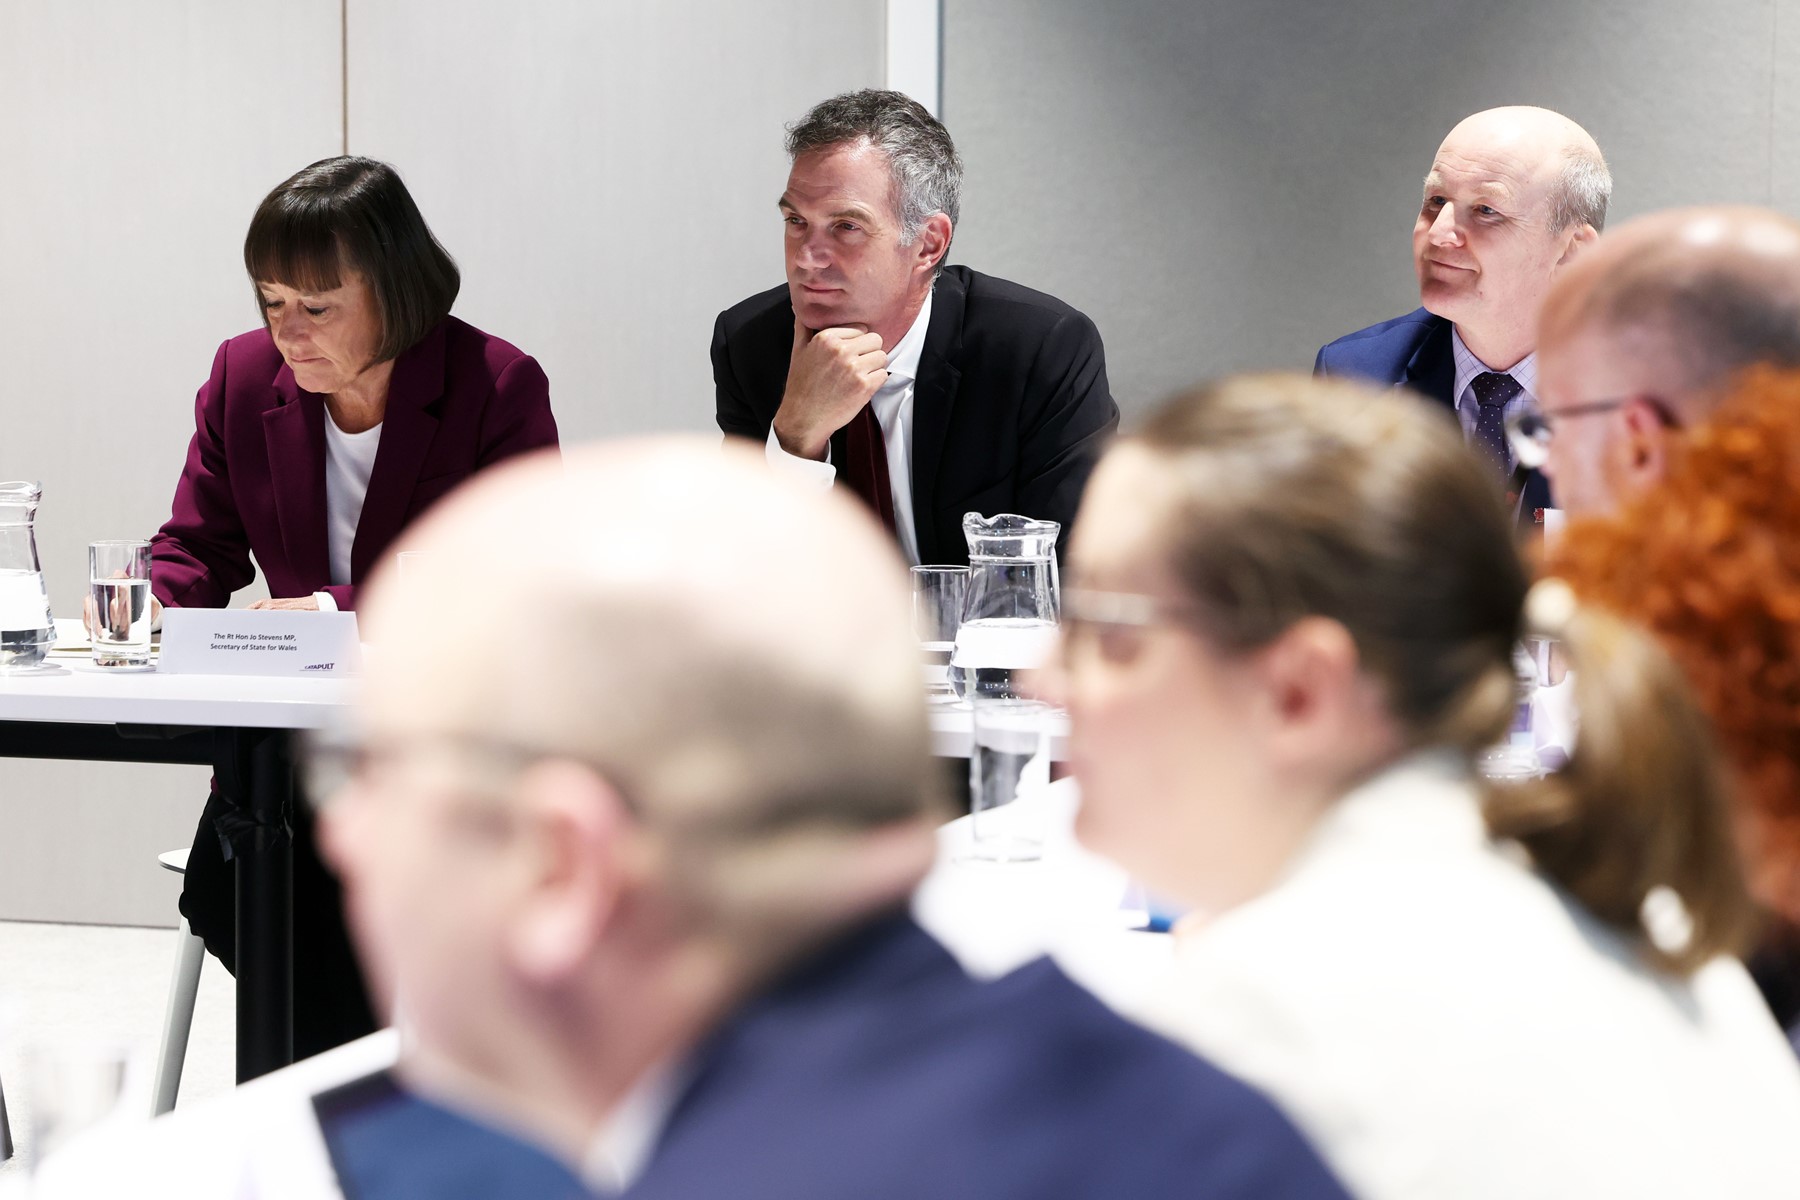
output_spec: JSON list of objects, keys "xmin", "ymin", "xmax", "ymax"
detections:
[{"xmin": 301, "ymin": 662, "xmax": 337, "ymax": 673}]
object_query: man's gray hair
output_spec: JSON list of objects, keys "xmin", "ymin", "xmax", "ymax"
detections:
[
  {"xmin": 787, "ymin": 89, "xmax": 962, "ymax": 245},
  {"xmin": 1550, "ymin": 145, "xmax": 1612, "ymax": 235}
]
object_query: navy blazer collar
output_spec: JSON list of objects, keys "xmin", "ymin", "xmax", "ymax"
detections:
[
  {"xmin": 662, "ymin": 908, "xmax": 934, "ymax": 1128},
  {"xmin": 1398, "ymin": 312, "xmax": 1457, "ymax": 410}
]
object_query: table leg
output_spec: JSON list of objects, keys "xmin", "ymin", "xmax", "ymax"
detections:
[{"xmin": 230, "ymin": 729, "xmax": 294, "ymax": 1082}]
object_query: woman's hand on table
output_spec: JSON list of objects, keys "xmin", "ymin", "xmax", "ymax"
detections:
[{"xmin": 248, "ymin": 597, "xmax": 321, "ymax": 612}]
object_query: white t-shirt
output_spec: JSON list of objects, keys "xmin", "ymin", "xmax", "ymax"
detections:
[{"xmin": 322, "ymin": 409, "xmax": 383, "ymax": 590}]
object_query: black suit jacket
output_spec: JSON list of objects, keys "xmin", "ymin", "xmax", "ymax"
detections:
[
  {"xmin": 1314, "ymin": 308, "xmax": 1554, "ymax": 521},
  {"xmin": 712, "ymin": 266, "xmax": 1119, "ymax": 565}
]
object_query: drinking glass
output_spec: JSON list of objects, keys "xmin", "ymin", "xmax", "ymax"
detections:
[
  {"xmin": 88, "ymin": 541, "xmax": 152, "ymax": 669},
  {"xmin": 911, "ymin": 566, "xmax": 967, "ymax": 702},
  {"xmin": 967, "ymin": 696, "xmax": 1052, "ymax": 862},
  {"xmin": 25, "ymin": 1038, "xmax": 135, "ymax": 1171}
]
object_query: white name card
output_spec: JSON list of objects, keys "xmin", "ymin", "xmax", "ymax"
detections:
[{"xmin": 159, "ymin": 608, "xmax": 362, "ymax": 677}]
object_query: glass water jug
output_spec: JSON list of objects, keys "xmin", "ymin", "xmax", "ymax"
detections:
[
  {"xmin": 0, "ymin": 481, "xmax": 55, "ymax": 673},
  {"xmin": 950, "ymin": 512, "xmax": 1060, "ymax": 702}
]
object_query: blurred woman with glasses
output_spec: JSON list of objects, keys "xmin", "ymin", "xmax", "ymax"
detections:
[{"xmin": 1051, "ymin": 373, "xmax": 1800, "ymax": 1199}]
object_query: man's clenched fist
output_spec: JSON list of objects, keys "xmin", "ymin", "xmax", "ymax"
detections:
[{"xmin": 772, "ymin": 318, "xmax": 889, "ymax": 461}]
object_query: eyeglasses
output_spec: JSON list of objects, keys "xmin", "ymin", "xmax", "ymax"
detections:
[
  {"xmin": 1061, "ymin": 587, "xmax": 1198, "ymax": 664},
  {"xmin": 297, "ymin": 728, "xmax": 551, "ymax": 814},
  {"xmin": 1505, "ymin": 395, "xmax": 1679, "ymax": 470}
]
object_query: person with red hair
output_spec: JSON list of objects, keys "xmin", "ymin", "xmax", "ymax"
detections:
[{"xmin": 1549, "ymin": 364, "xmax": 1800, "ymax": 1046}]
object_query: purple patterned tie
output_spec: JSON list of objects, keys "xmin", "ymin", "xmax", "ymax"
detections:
[{"xmin": 1470, "ymin": 371, "xmax": 1520, "ymax": 479}]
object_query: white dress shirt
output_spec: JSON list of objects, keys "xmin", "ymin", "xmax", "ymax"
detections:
[
  {"xmin": 1135, "ymin": 752, "xmax": 1800, "ymax": 1200},
  {"xmin": 765, "ymin": 290, "xmax": 933, "ymax": 565},
  {"xmin": 312, "ymin": 409, "xmax": 383, "ymax": 610},
  {"xmin": 579, "ymin": 1060, "xmax": 685, "ymax": 1194},
  {"xmin": 1449, "ymin": 328, "xmax": 1536, "ymax": 471}
]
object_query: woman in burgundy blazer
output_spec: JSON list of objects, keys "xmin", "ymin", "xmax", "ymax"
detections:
[
  {"xmin": 152, "ymin": 156, "xmax": 560, "ymax": 1058},
  {"xmin": 153, "ymin": 313, "xmax": 558, "ymax": 612}
]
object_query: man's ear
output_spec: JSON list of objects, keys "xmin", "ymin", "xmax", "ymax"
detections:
[
  {"xmin": 914, "ymin": 212, "xmax": 953, "ymax": 275},
  {"xmin": 1618, "ymin": 397, "xmax": 1674, "ymax": 489},
  {"xmin": 1558, "ymin": 222, "xmax": 1600, "ymax": 268},
  {"xmin": 504, "ymin": 760, "xmax": 635, "ymax": 986}
]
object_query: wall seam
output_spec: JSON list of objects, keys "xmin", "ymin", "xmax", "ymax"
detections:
[{"xmin": 341, "ymin": 0, "xmax": 349, "ymax": 154}]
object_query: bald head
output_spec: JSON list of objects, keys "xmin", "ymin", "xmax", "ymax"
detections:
[
  {"xmin": 1542, "ymin": 206, "xmax": 1800, "ymax": 419},
  {"xmin": 1414, "ymin": 107, "xmax": 1609, "ymax": 369},
  {"xmin": 1437, "ymin": 107, "xmax": 1609, "ymax": 235},
  {"xmin": 321, "ymin": 441, "xmax": 939, "ymax": 1142},
  {"xmin": 359, "ymin": 438, "xmax": 936, "ymax": 922},
  {"xmin": 1534, "ymin": 206, "xmax": 1800, "ymax": 514}
]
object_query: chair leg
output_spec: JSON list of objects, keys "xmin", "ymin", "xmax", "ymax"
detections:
[
  {"xmin": 151, "ymin": 918, "xmax": 205, "ymax": 1118},
  {"xmin": 0, "ymin": 1068, "xmax": 13, "ymax": 1161}
]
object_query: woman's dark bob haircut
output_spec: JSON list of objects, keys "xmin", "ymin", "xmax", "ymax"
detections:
[{"xmin": 243, "ymin": 156, "xmax": 460, "ymax": 364}]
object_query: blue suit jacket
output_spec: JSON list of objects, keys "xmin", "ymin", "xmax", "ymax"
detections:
[
  {"xmin": 1315, "ymin": 309, "xmax": 1554, "ymax": 520},
  {"xmin": 315, "ymin": 916, "xmax": 1350, "ymax": 1200},
  {"xmin": 627, "ymin": 915, "xmax": 1348, "ymax": 1200}
]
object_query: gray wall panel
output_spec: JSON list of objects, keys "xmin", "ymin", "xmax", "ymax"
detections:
[
  {"xmin": 0, "ymin": 0, "xmax": 343, "ymax": 925},
  {"xmin": 944, "ymin": 0, "xmax": 1780, "ymax": 420},
  {"xmin": 345, "ymin": 0, "xmax": 885, "ymax": 442}
]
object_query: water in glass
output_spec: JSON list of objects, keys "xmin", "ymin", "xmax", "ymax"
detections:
[
  {"xmin": 88, "ymin": 540, "xmax": 153, "ymax": 668},
  {"xmin": 969, "ymin": 697, "xmax": 1051, "ymax": 862},
  {"xmin": 911, "ymin": 565, "xmax": 969, "ymax": 700}
]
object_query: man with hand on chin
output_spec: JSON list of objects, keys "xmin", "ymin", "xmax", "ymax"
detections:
[
  {"xmin": 714, "ymin": 89, "xmax": 1118, "ymax": 565},
  {"xmin": 1315, "ymin": 106, "xmax": 1609, "ymax": 527}
]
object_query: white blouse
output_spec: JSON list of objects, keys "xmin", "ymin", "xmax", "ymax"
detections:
[
  {"xmin": 1136, "ymin": 752, "xmax": 1800, "ymax": 1200},
  {"xmin": 321, "ymin": 409, "xmax": 383, "ymax": 591}
]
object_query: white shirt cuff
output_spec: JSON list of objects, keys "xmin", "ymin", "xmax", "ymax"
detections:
[
  {"xmin": 313, "ymin": 590, "xmax": 339, "ymax": 612},
  {"xmin": 765, "ymin": 426, "xmax": 836, "ymax": 488}
]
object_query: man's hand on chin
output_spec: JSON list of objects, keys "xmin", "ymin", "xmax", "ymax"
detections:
[{"xmin": 772, "ymin": 317, "xmax": 888, "ymax": 461}]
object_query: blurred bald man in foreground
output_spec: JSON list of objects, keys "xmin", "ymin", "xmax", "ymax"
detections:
[
  {"xmin": 1530, "ymin": 205, "xmax": 1800, "ymax": 514},
  {"xmin": 1317, "ymin": 106, "xmax": 1609, "ymax": 525},
  {"xmin": 39, "ymin": 441, "xmax": 1348, "ymax": 1199}
]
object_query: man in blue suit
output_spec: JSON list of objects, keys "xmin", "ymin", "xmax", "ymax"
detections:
[
  {"xmin": 1315, "ymin": 106, "xmax": 1610, "ymax": 526},
  {"xmin": 39, "ymin": 441, "xmax": 1349, "ymax": 1200}
]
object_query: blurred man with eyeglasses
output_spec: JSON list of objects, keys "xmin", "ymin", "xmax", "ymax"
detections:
[
  {"xmin": 1315, "ymin": 106, "xmax": 1609, "ymax": 528},
  {"xmin": 37, "ymin": 440, "xmax": 1349, "ymax": 1200},
  {"xmin": 1531, "ymin": 205, "xmax": 1800, "ymax": 515}
]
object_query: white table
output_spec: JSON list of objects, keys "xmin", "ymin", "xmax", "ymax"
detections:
[
  {"xmin": 0, "ymin": 644, "xmax": 1075, "ymax": 1081},
  {"xmin": 927, "ymin": 703, "xmax": 1070, "ymax": 760},
  {"xmin": 0, "ymin": 634, "xmax": 355, "ymax": 1082},
  {"xmin": 913, "ymin": 779, "xmax": 1173, "ymax": 1016},
  {"xmin": 0, "ymin": 659, "xmax": 354, "ymax": 730}
]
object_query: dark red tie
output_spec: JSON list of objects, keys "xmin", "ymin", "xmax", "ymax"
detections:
[{"xmin": 840, "ymin": 403, "xmax": 898, "ymax": 536}]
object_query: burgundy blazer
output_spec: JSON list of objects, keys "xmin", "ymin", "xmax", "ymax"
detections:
[{"xmin": 151, "ymin": 316, "xmax": 559, "ymax": 612}]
